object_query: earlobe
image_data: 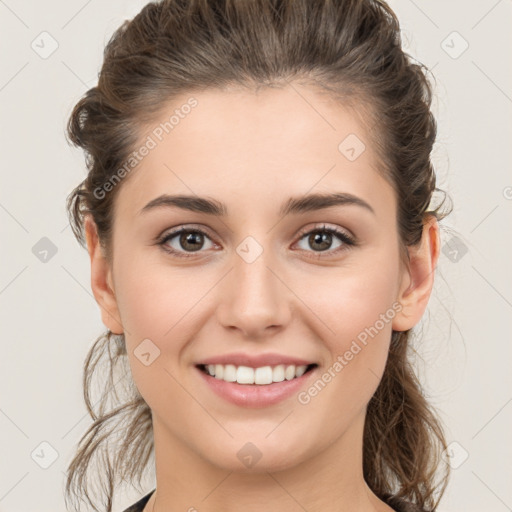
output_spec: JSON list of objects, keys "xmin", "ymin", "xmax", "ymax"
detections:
[
  {"xmin": 392, "ymin": 215, "xmax": 440, "ymax": 332},
  {"xmin": 84, "ymin": 215, "xmax": 124, "ymax": 334}
]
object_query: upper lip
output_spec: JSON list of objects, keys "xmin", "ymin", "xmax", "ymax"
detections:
[{"xmin": 196, "ymin": 352, "xmax": 317, "ymax": 368}]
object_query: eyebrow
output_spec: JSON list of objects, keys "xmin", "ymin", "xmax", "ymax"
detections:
[{"xmin": 138, "ymin": 192, "xmax": 375, "ymax": 217}]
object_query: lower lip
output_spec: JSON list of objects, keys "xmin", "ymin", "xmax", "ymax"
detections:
[{"xmin": 195, "ymin": 365, "xmax": 317, "ymax": 408}]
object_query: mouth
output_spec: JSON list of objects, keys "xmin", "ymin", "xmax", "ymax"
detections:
[
  {"xmin": 195, "ymin": 362, "xmax": 318, "ymax": 385},
  {"xmin": 194, "ymin": 361, "xmax": 319, "ymax": 408}
]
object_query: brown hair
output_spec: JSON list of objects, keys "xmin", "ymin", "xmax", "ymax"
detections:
[{"xmin": 64, "ymin": 0, "xmax": 453, "ymax": 511}]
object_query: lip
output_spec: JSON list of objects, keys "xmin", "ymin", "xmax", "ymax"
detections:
[
  {"xmin": 195, "ymin": 352, "xmax": 316, "ymax": 368},
  {"xmin": 195, "ymin": 364, "xmax": 318, "ymax": 408}
]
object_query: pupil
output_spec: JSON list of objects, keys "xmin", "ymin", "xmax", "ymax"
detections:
[
  {"xmin": 310, "ymin": 232, "xmax": 331, "ymax": 251},
  {"xmin": 181, "ymin": 232, "xmax": 203, "ymax": 252}
]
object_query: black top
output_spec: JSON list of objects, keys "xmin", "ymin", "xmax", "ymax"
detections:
[
  {"xmin": 122, "ymin": 489, "xmax": 429, "ymax": 512},
  {"xmin": 122, "ymin": 490, "xmax": 153, "ymax": 512}
]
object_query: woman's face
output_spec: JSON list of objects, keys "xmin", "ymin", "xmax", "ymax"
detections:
[{"xmin": 90, "ymin": 84, "xmax": 423, "ymax": 473}]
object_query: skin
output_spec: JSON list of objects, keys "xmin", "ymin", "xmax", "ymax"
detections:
[{"xmin": 84, "ymin": 83, "xmax": 439, "ymax": 512}]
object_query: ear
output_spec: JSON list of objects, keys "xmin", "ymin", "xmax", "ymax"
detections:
[
  {"xmin": 392, "ymin": 215, "xmax": 440, "ymax": 332},
  {"xmin": 84, "ymin": 215, "xmax": 124, "ymax": 334}
]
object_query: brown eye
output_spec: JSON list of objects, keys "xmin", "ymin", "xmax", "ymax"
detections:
[
  {"xmin": 176, "ymin": 231, "xmax": 205, "ymax": 252},
  {"xmin": 295, "ymin": 225, "xmax": 356, "ymax": 256},
  {"xmin": 158, "ymin": 227, "xmax": 216, "ymax": 258}
]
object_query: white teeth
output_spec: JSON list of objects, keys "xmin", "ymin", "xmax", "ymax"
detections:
[
  {"xmin": 223, "ymin": 364, "xmax": 237, "ymax": 382},
  {"xmin": 215, "ymin": 364, "xmax": 224, "ymax": 379},
  {"xmin": 202, "ymin": 363, "xmax": 312, "ymax": 385},
  {"xmin": 236, "ymin": 366, "xmax": 255, "ymax": 384},
  {"xmin": 255, "ymin": 366, "xmax": 273, "ymax": 384},
  {"xmin": 285, "ymin": 365, "xmax": 295, "ymax": 380},
  {"xmin": 295, "ymin": 365, "xmax": 307, "ymax": 377},
  {"xmin": 272, "ymin": 364, "xmax": 285, "ymax": 382}
]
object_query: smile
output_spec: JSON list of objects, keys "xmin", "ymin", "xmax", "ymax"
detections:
[{"xmin": 195, "ymin": 363, "xmax": 319, "ymax": 408}]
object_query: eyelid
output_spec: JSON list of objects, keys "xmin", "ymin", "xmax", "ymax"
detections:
[
  {"xmin": 157, "ymin": 223, "xmax": 217, "ymax": 241},
  {"xmin": 295, "ymin": 223, "xmax": 355, "ymax": 243}
]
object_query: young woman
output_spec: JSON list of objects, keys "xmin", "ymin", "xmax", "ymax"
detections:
[{"xmin": 64, "ymin": 0, "xmax": 452, "ymax": 511}]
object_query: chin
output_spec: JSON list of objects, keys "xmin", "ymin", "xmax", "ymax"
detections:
[
  {"xmin": 196, "ymin": 434, "xmax": 309, "ymax": 474},
  {"xmin": 208, "ymin": 450, "xmax": 305, "ymax": 474}
]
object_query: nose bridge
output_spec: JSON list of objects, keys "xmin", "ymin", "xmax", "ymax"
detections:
[
  {"xmin": 217, "ymin": 237, "xmax": 290, "ymax": 335},
  {"xmin": 234, "ymin": 244, "xmax": 282, "ymax": 311}
]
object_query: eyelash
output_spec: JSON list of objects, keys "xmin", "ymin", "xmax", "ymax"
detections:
[{"xmin": 156, "ymin": 224, "xmax": 357, "ymax": 259}]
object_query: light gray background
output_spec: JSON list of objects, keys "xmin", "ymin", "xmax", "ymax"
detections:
[{"xmin": 1, "ymin": 1, "xmax": 511, "ymax": 511}]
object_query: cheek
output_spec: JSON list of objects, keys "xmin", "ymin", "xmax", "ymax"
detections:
[
  {"xmin": 112, "ymin": 263, "xmax": 196, "ymax": 410},
  {"xmin": 333, "ymin": 274, "xmax": 397, "ymax": 346},
  {"xmin": 292, "ymin": 272, "xmax": 398, "ymax": 434},
  {"xmin": 299, "ymin": 255, "xmax": 400, "ymax": 387},
  {"xmin": 113, "ymin": 249, "xmax": 193, "ymax": 337},
  {"xmin": 112, "ymin": 257, "xmax": 215, "ymax": 381},
  {"xmin": 306, "ymin": 254, "xmax": 399, "ymax": 339}
]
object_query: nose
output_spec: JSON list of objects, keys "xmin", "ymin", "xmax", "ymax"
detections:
[{"xmin": 216, "ymin": 248, "xmax": 292, "ymax": 339}]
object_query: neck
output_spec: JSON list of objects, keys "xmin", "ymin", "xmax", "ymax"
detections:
[{"xmin": 145, "ymin": 410, "xmax": 394, "ymax": 512}]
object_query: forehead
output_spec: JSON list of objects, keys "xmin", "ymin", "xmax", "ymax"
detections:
[{"xmin": 114, "ymin": 84, "xmax": 395, "ymax": 221}]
